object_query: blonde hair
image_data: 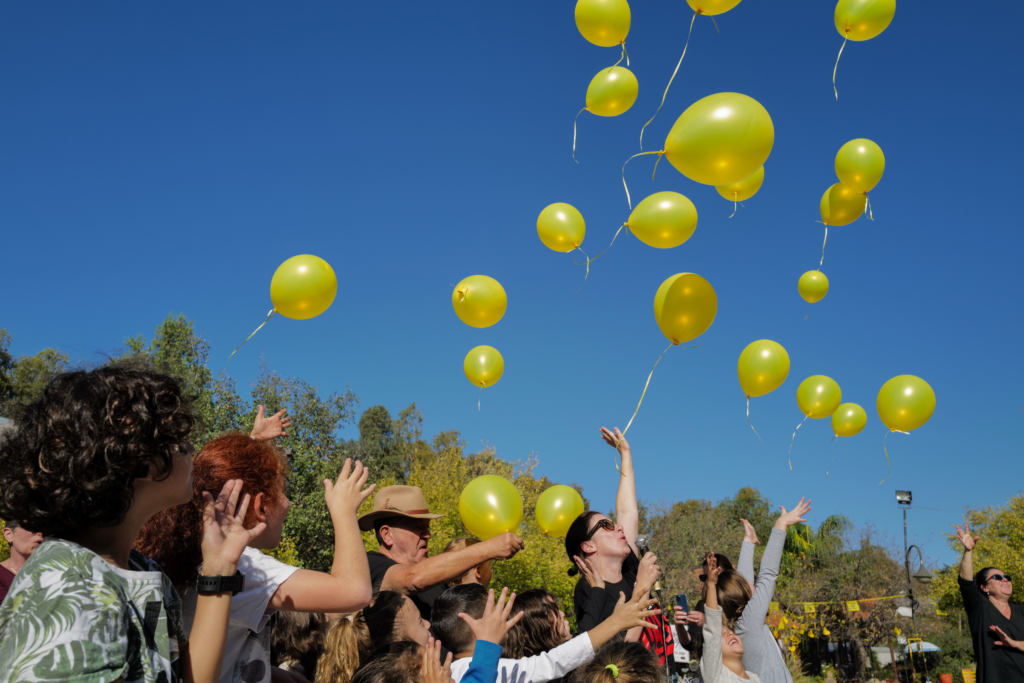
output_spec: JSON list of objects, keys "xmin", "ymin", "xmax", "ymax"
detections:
[
  {"xmin": 316, "ymin": 614, "xmax": 371, "ymax": 683},
  {"xmin": 443, "ymin": 536, "xmax": 483, "ymax": 587}
]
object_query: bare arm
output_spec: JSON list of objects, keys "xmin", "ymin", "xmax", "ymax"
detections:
[
  {"xmin": 601, "ymin": 427, "xmax": 638, "ymax": 552},
  {"xmin": 269, "ymin": 459, "xmax": 375, "ymax": 612},
  {"xmin": 955, "ymin": 524, "xmax": 978, "ymax": 581},
  {"xmin": 381, "ymin": 533, "xmax": 523, "ymax": 595}
]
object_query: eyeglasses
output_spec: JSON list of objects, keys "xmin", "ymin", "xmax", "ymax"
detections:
[
  {"xmin": 988, "ymin": 574, "xmax": 1013, "ymax": 583},
  {"xmin": 585, "ymin": 518, "xmax": 616, "ymax": 541}
]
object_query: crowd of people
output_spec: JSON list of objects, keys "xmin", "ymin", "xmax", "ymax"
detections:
[{"xmin": 0, "ymin": 367, "xmax": 1021, "ymax": 683}]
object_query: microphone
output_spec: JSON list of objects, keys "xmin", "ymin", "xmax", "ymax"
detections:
[{"xmin": 634, "ymin": 535, "xmax": 662, "ymax": 591}]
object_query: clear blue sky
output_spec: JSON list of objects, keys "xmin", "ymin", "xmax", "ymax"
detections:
[{"xmin": 2, "ymin": 2, "xmax": 1022, "ymax": 569}]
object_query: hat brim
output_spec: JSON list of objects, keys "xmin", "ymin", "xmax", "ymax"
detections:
[{"xmin": 357, "ymin": 510, "xmax": 445, "ymax": 532}]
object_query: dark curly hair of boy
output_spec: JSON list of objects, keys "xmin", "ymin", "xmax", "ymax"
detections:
[{"xmin": 0, "ymin": 367, "xmax": 196, "ymax": 537}]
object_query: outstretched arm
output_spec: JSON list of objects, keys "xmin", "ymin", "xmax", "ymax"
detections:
[
  {"xmin": 601, "ymin": 427, "xmax": 638, "ymax": 552},
  {"xmin": 381, "ymin": 533, "xmax": 524, "ymax": 595},
  {"xmin": 955, "ymin": 524, "xmax": 978, "ymax": 581}
]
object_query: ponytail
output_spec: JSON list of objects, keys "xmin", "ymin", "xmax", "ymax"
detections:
[{"xmin": 316, "ymin": 614, "xmax": 370, "ymax": 683}]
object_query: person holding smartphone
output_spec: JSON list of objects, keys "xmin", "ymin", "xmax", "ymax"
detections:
[{"xmin": 675, "ymin": 553, "xmax": 736, "ymax": 660}]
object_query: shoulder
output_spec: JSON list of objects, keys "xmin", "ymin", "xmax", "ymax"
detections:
[
  {"xmin": 239, "ymin": 546, "xmax": 300, "ymax": 585},
  {"xmin": 573, "ymin": 577, "xmax": 589, "ymax": 601},
  {"xmin": 367, "ymin": 551, "xmax": 398, "ymax": 589}
]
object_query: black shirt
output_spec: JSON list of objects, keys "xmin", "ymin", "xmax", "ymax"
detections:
[
  {"xmin": 367, "ymin": 551, "xmax": 445, "ymax": 621},
  {"xmin": 959, "ymin": 576, "xmax": 1024, "ymax": 682}
]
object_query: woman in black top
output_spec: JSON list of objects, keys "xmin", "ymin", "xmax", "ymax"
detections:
[
  {"xmin": 565, "ymin": 428, "xmax": 671, "ymax": 664},
  {"xmin": 955, "ymin": 523, "xmax": 1024, "ymax": 682}
]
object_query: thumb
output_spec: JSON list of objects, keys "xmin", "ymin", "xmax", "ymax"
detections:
[{"xmin": 257, "ymin": 405, "xmax": 265, "ymax": 418}]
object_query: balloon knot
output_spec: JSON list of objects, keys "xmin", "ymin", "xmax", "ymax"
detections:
[{"xmin": 457, "ymin": 289, "xmax": 467, "ymax": 302}]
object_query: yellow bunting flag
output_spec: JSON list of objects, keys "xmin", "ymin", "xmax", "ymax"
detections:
[
  {"xmin": 770, "ymin": 602, "xmax": 779, "ymax": 612},
  {"xmin": 846, "ymin": 601, "xmax": 860, "ymax": 612},
  {"xmin": 803, "ymin": 604, "xmax": 816, "ymax": 615}
]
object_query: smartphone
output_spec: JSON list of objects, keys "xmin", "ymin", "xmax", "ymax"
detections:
[{"xmin": 675, "ymin": 594, "xmax": 689, "ymax": 613}]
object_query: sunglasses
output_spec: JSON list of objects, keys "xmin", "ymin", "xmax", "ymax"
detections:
[
  {"xmin": 585, "ymin": 518, "xmax": 616, "ymax": 541},
  {"xmin": 988, "ymin": 574, "xmax": 1013, "ymax": 583}
]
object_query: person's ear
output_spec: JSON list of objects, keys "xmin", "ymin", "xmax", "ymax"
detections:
[
  {"xmin": 2, "ymin": 528, "xmax": 13, "ymax": 543},
  {"xmin": 253, "ymin": 492, "xmax": 268, "ymax": 523},
  {"xmin": 379, "ymin": 524, "xmax": 395, "ymax": 549},
  {"xmin": 581, "ymin": 540, "xmax": 596, "ymax": 555}
]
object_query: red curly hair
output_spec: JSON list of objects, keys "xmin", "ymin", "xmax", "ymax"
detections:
[{"xmin": 135, "ymin": 432, "xmax": 289, "ymax": 588}]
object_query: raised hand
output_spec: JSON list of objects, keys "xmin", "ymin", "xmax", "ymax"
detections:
[
  {"xmin": 955, "ymin": 524, "xmax": 980, "ymax": 551},
  {"xmin": 991, "ymin": 625, "xmax": 1024, "ymax": 651},
  {"xmin": 485, "ymin": 532, "xmax": 525, "ymax": 560},
  {"xmin": 573, "ymin": 554, "xmax": 606, "ymax": 589},
  {"xmin": 200, "ymin": 479, "xmax": 266, "ymax": 576},
  {"xmin": 635, "ymin": 551, "xmax": 661, "ymax": 594},
  {"xmin": 775, "ymin": 498, "xmax": 812, "ymax": 531},
  {"xmin": 741, "ymin": 518, "xmax": 760, "ymax": 545},
  {"xmin": 323, "ymin": 458, "xmax": 375, "ymax": 518},
  {"xmin": 610, "ymin": 589, "xmax": 660, "ymax": 632},
  {"xmin": 705, "ymin": 552, "xmax": 722, "ymax": 586},
  {"xmin": 599, "ymin": 426, "xmax": 630, "ymax": 454},
  {"xmin": 250, "ymin": 405, "xmax": 291, "ymax": 441},
  {"xmin": 420, "ymin": 637, "xmax": 454, "ymax": 683},
  {"xmin": 458, "ymin": 587, "xmax": 525, "ymax": 645}
]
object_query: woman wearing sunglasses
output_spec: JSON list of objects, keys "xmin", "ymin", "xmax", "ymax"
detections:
[
  {"xmin": 955, "ymin": 523, "xmax": 1024, "ymax": 682},
  {"xmin": 564, "ymin": 428, "xmax": 672, "ymax": 666}
]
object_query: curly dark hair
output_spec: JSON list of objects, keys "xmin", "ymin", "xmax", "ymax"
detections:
[{"xmin": 0, "ymin": 367, "xmax": 195, "ymax": 537}]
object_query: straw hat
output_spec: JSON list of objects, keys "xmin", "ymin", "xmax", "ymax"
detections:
[{"xmin": 357, "ymin": 485, "xmax": 444, "ymax": 531}]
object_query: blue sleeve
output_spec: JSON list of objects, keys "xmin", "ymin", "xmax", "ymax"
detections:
[{"xmin": 461, "ymin": 640, "xmax": 502, "ymax": 683}]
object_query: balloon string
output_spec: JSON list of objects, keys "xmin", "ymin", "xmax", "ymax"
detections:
[
  {"xmin": 709, "ymin": 13, "xmax": 720, "ymax": 33},
  {"xmin": 833, "ymin": 33, "xmax": 848, "ymax": 101},
  {"xmin": 864, "ymin": 194, "xmax": 874, "ymax": 220},
  {"xmin": 640, "ymin": 11, "xmax": 697, "ymax": 151},
  {"xmin": 826, "ymin": 435, "xmax": 837, "ymax": 479},
  {"xmin": 227, "ymin": 309, "xmax": 277, "ymax": 363},
  {"xmin": 804, "ymin": 302, "xmax": 810, "ymax": 320},
  {"xmin": 728, "ymin": 191, "xmax": 738, "ymax": 219},
  {"xmin": 621, "ymin": 150, "xmax": 664, "ymax": 209},
  {"xmin": 573, "ymin": 223, "xmax": 629, "ymax": 272},
  {"xmin": 819, "ymin": 225, "xmax": 828, "ymax": 269},
  {"xmin": 746, "ymin": 397, "xmax": 764, "ymax": 448},
  {"xmin": 788, "ymin": 413, "xmax": 811, "ymax": 471},
  {"xmin": 612, "ymin": 40, "xmax": 629, "ymax": 68},
  {"xmin": 879, "ymin": 429, "xmax": 909, "ymax": 484},
  {"xmin": 573, "ymin": 107, "xmax": 588, "ymax": 164},
  {"xmin": 572, "ymin": 245, "xmax": 595, "ymax": 291},
  {"xmin": 478, "ymin": 386, "xmax": 483, "ymax": 411}
]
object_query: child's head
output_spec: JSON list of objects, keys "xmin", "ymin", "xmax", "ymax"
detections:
[
  {"xmin": 316, "ymin": 614, "xmax": 371, "ymax": 683},
  {"xmin": 721, "ymin": 622, "xmax": 745, "ymax": 659},
  {"xmin": 502, "ymin": 589, "xmax": 570, "ymax": 658},
  {"xmin": 442, "ymin": 537, "xmax": 492, "ymax": 588},
  {"xmin": 576, "ymin": 641, "xmax": 661, "ymax": 683},
  {"xmin": 349, "ymin": 641, "xmax": 421, "ymax": 683},
  {"xmin": 714, "ymin": 569, "xmax": 754, "ymax": 624},
  {"xmin": 431, "ymin": 583, "xmax": 488, "ymax": 655},
  {"xmin": 699, "ymin": 553, "xmax": 734, "ymax": 597},
  {"xmin": 0, "ymin": 368, "xmax": 196, "ymax": 537},
  {"xmin": 363, "ymin": 591, "xmax": 432, "ymax": 654}
]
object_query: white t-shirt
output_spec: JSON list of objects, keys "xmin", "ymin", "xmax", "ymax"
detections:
[
  {"xmin": 449, "ymin": 631, "xmax": 594, "ymax": 683},
  {"xmin": 182, "ymin": 546, "xmax": 299, "ymax": 683}
]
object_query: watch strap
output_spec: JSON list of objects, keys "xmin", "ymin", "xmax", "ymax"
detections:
[{"xmin": 197, "ymin": 570, "xmax": 245, "ymax": 596}]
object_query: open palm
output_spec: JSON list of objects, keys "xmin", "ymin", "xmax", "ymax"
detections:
[{"xmin": 201, "ymin": 479, "xmax": 266, "ymax": 575}]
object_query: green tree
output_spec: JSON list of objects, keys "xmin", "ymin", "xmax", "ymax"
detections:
[
  {"xmin": 358, "ymin": 405, "xmax": 405, "ymax": 482},
  {"xmin": 0, "ymin": 330, "xmax": 15, "ymax": 408},
  {"xmin": 0, "ymin": 333, "xmax": 70, "ymax": 418}
]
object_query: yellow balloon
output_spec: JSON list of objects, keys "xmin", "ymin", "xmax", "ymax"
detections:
[
  {"xmin": 737, "ymin": 340, "xmax": 790, "ymax": 398},
  {"xmin": 575, "ymin": 0, "xmax": 631, "ymax": 47},
  {"xmin": 452, "ymin": 275, "xmax": 507, "ymax": 329},
  {"xmin": 464, "ymin": 346, "xmax": 504, "ymax": 388},
  {"xmin": 459, "ymin": 475, "xmax": 523, "ymax": 540},
  {"xmin": 270, "ymin": 254, "xmax": 338, "ymax": 320},
  {"xmin": 820, "ymin": 183, "xmax": 865, "ymax": 226},
  {"xmin": 716, "ymin": 165, "xmax": 765, "ymax": 202},
  {"xmin": 798, "ymin": 270, "xmax": 829, "ymax": 303},
  {"xmin": 877, "ymin": 375, "xmax": 935, "ymax": 432},
  {"xmin": 686, "ymin": 0, "xmax": 742, "ymax": 16},
  {"xmin": 653, "ymin": 273, "xmax": 718, "ymax": 345},
  {"xmin": 535, "ymin": 485, "xmax": 586, "ymax": 537},
  {"xmin": 586, "ymin": 67, "xmax": 639, "ymax": 117},
  {"xmin": 628, "ymin": 192, "xmax": 697, "ymax": 249},
  {"xmin": 835, "ymin": 139, "xmax": 885, "ymax": 193},
  {"xmin": 796, "ymin": 375, "xmax": 842, "ymax": 419},
  {"xmin": 832, "ymin": 402, "xmax": 867, "ymax": 437},
  {"xmin": 835, "ymin": 0, "xmax": 896, "ymax": 41},
  {"xmin": 537, "ymin": 203, "xmax": 586, "ymax": 253},
  {"xmin": 664, "ymin": 93, "xmax": 774, "ymax": 186}
]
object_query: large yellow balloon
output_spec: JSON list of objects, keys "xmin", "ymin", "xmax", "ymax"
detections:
[
  {"xmin": 628, "ymin": 192, "xmax": 697, "ymax": 249},
  {"xmin": 664, "ymin": 93, "xmax": 774, "ymax": 186},
  {"xmin": 877, "ymin": 375, "xmax": 935, "ymax": 432},
  {"xmin": 835, "ymin": 139, "xmax": 885, "ymax": 193},
  {"xmin": 835, "ymin": 0, "xmax": 896, "ymax": 41},
  {"xmin": 452, "ymin": 276, "xmax": 507, "ymax": 329},
  {"xmin": 716, "ymin": 165, "xmax": 764, "ymax": 202},
  {"xmin": 535, "ymin": 485, "xmax": 586, "ymax": 537},
  {"xmin": 798, "ymin": 270, "xmax": 829, "ymax": 303},
  {"xmin": 832, "ymin": 402, "xmax": 867, "ymax": 437},
  {"xmin": 586, "ymin": 67, "xmax": 639, "ymax": 117},
  {"xmin": 270, "ymin": 255, "xmax": 338, "ymax": 320},
  {"xmin": 538, "ymin": 203, "xmax": 586, "ymax": 253},
  {"xmin": 653, "ymin": 273, "xmax": 718, "ymax": 345},
  {"xmin": 796, "ymin": 375, "xmax": 842, "ymax": 419},
  {"xmin": 738, "ymin": 340, "xmax": 790, "ymax": 398},
  {"xmin": 459, "ymin": 475, "xmax": 523, "ymax": 540},
  {"xmin": 575, "ymin": 0, "xmax": 631, "ymax": 47},
  {"xmin": 464, "ymin": 346, "xmax": 504, "ymax": 388},
  {"xmin": 686, "ymin": 0, "xmax": 742, "ymax": 16},
  {"xmin": 820, "ymin": 183, "xmax": 865, "ymax": 226}
]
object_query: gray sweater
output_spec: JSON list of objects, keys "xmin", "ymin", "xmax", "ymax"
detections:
[
  {"xmin": 701, "ymin": 605, "xmax": 763, "ymax": 683},
  {"xmin": 734, "ymin": 528, "xmax": 793, "ymax": 683}
]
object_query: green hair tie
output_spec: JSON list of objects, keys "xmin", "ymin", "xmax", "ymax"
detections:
[{"xmin": 605, "ymin": 664, "xmax": 620, "ymax": 679}]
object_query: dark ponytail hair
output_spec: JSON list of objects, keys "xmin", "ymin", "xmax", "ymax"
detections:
[
  {"xmin": 976, "ymin": 567, "xmax": 1001, "ymax": 590},
  {"xmin": 565, "ymin": 511, "xmax": 602, "ymax": 576}
]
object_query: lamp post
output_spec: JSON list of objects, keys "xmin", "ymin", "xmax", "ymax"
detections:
[{"xmin": 896, "ymin": 491, "xmax": 933, "ymax": 634}]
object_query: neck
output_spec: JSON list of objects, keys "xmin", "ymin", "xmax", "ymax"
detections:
[
  {"xmin": 594, "ymin": 553, "xmax": 624, "ymax": 583},
  {"xmin": 379, "ymin": 545, "xmax": 421, "ymax": 566},
  {"xmin": 989, "ymin": 593, "xmax": 1011, "ymax": 608},
  {"xmin": 1, "ymin": 552, "xmax": 28, "ymax": 573},
  {"xmin": 724, "ymin": 653, "xmax": 748, "ymax": 679},
  {"xmin": 65, "ymin": 505, "xmax": 153, "ymax": 570},
  {"xmin": 454, "ymin": 644, "xmax": 475, "ymax": 660}
]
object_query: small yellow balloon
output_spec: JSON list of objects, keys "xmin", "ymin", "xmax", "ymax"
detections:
[
  {"xmin": 537, "ymin": 203, "xmax": 586, "ymax": 253},
  {"xmin": 653, "ymin": 273, "xmax": 718, "ymax": 344},
  {"xmin": 575, "ymin": 0, "xmax": 631, "ymax": 47},
  {"xmin": 686, "ymin": 0, "xmax": 742, "ymax": 16},
  {"xmin": 586, "ymin": 66, "xmax": 639, "ymax": 117},
  {"xmin": 798, "ymin": 270, "xmax": 829, "ymax": 304},
  {"xmin": 459, "ymin": 475, "xmax": 523, "ymax": 540},
  {"xmin": 820, "ymin": 183, "xmax": 865, "ymax": 226},
  {"xmin": 270, "ymin": 254, "xmax": 338, "ymax": 320},
  {"xmin": 737, "ymin": 340, "xmax": 790, "ymax": 398},
  {"xmin": 628, "ymin": 191, "xmax": 697, "ymax": 249},
  {"xmin": 796, "ymin": 375, "xmax": 842, "ymax": 419},
  {"xmin": 716, "ymin": 165, "xmax": 764, "ymax": 202},
  {"xmin": 832, "ymin": 402, "xmax": 867, "ymax": 437},
  {"xmin": 835, "ymin": 0, "xmax": 896, "ymax": 41},
  {"xmin": 464, "ymin": 346, "xmax": 504, "ymax": 388},
  {"xmin": 535, "ymin": 485, "xmax": 586, "ymax": 537},
  {"xmin": 664, "ymin": 93, "xmax": 774, "ymax": 186},
  {"xmin": 452, "ymin": 276, "xmax": 507, "ymax": 329},
  {"xmin": 835, "ymin": 139, "xmax": 885, "ymax": 193},
  {"xmin": 877, "ymin": 375, "xmax": 935, "ymax": 432}
]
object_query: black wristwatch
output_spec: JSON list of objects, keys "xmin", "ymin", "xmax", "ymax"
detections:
[{"xmin": 196, "ymin": 570, "xmax": 245, "ymax": 596}]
